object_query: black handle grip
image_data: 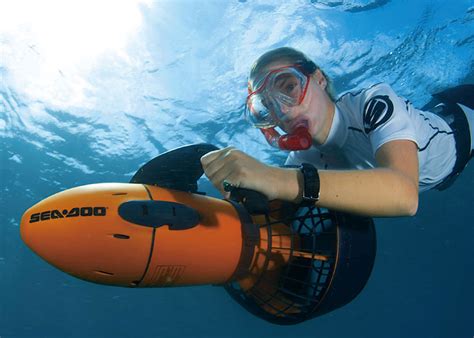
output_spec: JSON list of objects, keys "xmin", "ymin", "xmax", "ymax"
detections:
[{"xmin": 230, "ymin": 188, "xmax": 269, "ymax": 215}]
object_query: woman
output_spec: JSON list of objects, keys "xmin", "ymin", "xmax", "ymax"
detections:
[{"xmin": 201, "ymin": 47, "xmax": 473, "ymax": 217}]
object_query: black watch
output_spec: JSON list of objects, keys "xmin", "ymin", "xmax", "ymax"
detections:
[{"xmin": 300, "ymin": 163, "xmax": 320, "ymax": 206}]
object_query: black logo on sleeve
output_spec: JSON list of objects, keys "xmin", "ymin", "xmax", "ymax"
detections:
[{"xmin": 363, "ymin": 95, "xmax": 394, "ymax": 133}]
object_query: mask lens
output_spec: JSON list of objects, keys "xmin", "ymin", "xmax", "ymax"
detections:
[
  {"xmin": 271, "ymin": 70, "xmax": 305, "ymax": 103},
  {"xmin": 246, "ymin": 67, "xmax": 309, "ymax": 127},
  {"xmin": 245, "ymin": 94, "xmax": 276, "ymax": 128}
]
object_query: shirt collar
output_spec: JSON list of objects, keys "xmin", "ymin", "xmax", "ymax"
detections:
[{"xmin": 317, "ymin": 103, "xmax": 347, "ymax": 151}]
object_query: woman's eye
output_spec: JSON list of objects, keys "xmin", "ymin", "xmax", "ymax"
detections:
[
  {"xmin": 281, "ymin": 81, "xmax": 301, "ymax": 99},
  {"xmin": 284, "ymin": 83, "xmax": 297, "ymax": 94},
  {"xmin": 273, "ymin": 74, "xmax": 301, "ymax": 98}
]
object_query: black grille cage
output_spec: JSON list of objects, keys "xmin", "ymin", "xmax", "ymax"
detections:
[{"xmin": 225, "ymin": 202, "xmax": 376, "ymax": 325}]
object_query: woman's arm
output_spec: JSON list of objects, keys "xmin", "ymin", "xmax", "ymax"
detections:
[
  {"xmin": 201, "ymin": 140, "xmax": 419, "ymax": 217},
  {"xmin": 310, "ymin": 140, "xmax": 418, "ymax": 216}
]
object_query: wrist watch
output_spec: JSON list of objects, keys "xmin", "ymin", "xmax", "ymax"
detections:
[{"xmin": 300, "ymin": 163, "xmax": 320, "ymax": 206}]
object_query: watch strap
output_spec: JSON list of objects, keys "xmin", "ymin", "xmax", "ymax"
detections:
[{"xmin": 300, "ymin": 163, "xmax": 320, "ymax": 206}]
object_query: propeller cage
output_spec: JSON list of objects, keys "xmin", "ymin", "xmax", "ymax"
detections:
[{"xmin": 225, "ymin": 203, "xmax": 376, "ymax": 325}]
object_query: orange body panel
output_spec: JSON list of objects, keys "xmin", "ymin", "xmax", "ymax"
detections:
[
  {"xmin": 140, "ymin": 186, "xmax": 243, "ymax": 286},
  {"xmin": 20, "ymin": 183, "xmax": 244, "ymax": 287},
  {"xmin": 20, "ymin": 183, "xmax": 153, "ymax": 286}
]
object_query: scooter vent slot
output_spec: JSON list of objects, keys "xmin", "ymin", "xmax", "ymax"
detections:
[
  {"xmin": 94, "ymin": 270, "xmax": 114, "ymax": 276},
  {"xmin": 113, "ymin": 234, "xmax": 130, "ymax": 239}
]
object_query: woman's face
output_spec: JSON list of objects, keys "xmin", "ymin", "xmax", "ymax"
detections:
[{"xmin": 263, "ymin": 61, "xmax": 335, "ymax": 145}]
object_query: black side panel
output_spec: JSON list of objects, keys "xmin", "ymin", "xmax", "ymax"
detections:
[
  {"xmin": 130, "ymin": 143, "xmax": 219, "ymax": 192},
  {"xmin": 118, "ymin": 200, "xmax": 200, "ymax": 230}
]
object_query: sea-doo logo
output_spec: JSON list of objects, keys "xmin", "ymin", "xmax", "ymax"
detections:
[{"xmin": 29, "ymin": 207, "xmax": 107, "ymax": 223}]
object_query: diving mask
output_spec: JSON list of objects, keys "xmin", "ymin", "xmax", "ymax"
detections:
[
  {"xmin": 246, "ymin": 64, "xmax": 315, "ymax": 150},
  {"xmin": 246, "ymin": 66, "xmax": 311, "ymax": 128}
]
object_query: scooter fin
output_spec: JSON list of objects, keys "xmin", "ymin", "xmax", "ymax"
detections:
[{"xmin": 130, "ymin": 143, "xmax": 218, "ymax": 193}]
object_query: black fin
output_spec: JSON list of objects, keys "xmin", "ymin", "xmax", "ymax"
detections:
[
  {"xmin": 433, "ymin": 84, "xmax": 474, "ymax": 109},
  {"xmin": 130, "ymin": 143, "xmax": 219, "ymax": 193}
]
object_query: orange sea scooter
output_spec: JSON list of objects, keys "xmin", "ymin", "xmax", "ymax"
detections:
[{"xmin": 20, "ymin": 144, "xmax": 376, "ymax": 325}]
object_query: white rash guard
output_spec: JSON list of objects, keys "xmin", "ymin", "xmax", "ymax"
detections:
[{"xmin": 285, "ymin": 83, "xmax": 458, "ymax": 192}]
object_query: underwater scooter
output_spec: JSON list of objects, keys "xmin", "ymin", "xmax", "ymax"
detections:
[{"xmin": 20, "ymin": 144, "xmax": 376, "ymax": 325}]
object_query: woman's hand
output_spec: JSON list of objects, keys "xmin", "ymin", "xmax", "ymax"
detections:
[{"xmin": 200, "ymin": 147, "xmax": 300, "ymax": 200}]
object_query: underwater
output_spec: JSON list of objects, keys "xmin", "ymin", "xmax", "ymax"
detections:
[{"xmin": 1, "ymin": 0, "xmax": 473, "ymax": 337}]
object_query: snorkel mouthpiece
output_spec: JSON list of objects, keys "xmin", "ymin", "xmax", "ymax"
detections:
[
  {"xmin": 280, "ymin": 126, "xmax": 312, "ymax": 150},
  {"xmin": 261, "ymin": 125, "xmax": 312, "ymax": 151}
]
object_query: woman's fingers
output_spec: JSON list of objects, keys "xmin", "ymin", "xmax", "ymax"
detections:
[
  {"xmin": 201, "ymin": 147, "xmax": 243, "ymax": 194},
  {"xmin": 200, "ymin": 146, "xmax": 233, "ymax": 167},
  {"xmin": 200, "ymin": 147, "xmax": 278, "ymax": 199}
]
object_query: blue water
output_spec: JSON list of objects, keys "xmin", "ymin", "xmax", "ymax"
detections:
[{"xmin": 1, "ymin": 0, "xmax": 473, "ymax": 337}]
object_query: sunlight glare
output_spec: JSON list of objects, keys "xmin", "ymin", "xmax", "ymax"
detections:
[{"xmin": 0, "ymin": 0, "xmax": 149, "ymax": 68}]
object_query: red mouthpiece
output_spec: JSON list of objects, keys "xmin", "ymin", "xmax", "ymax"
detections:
[{"xmin": 261, "ymin": 126, "xmax": 312, "ymax": 151}]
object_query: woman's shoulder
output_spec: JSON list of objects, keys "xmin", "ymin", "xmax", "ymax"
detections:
[{"xmin": 336, "ymin": 82, "xmax": 397, "ymax": 103}]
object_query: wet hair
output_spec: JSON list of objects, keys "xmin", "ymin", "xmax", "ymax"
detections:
[{"xmin": 249, "ymin": 47, "xmax": 336, "ymax": 101}]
